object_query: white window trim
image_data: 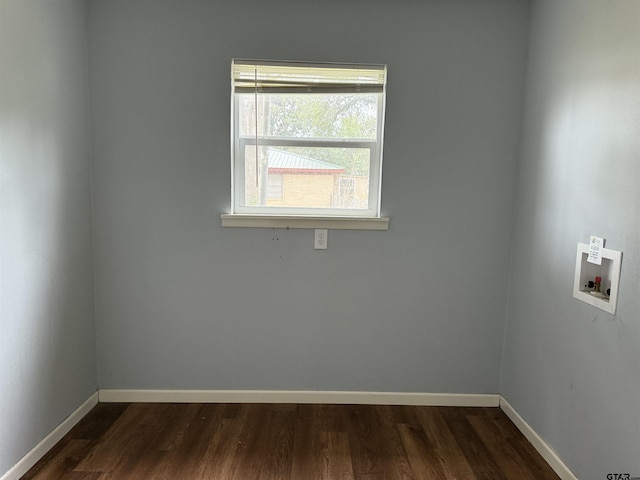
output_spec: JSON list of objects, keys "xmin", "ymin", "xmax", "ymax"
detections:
[{"xmin": 224, "ymin": 59, "xmax": 389, "ymax": 229}]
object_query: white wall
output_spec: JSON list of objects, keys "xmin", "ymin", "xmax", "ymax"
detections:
[
  {"xmin": 0, "ymin": 0, "xmax": 97, "ymax": 475},
  {"xmin": 501, "ymin": 2, "xmax": 640, "ymax": 479},
  {"xmin": 88, "ymin": 0, "xmax": 530, "ymax": 393}
]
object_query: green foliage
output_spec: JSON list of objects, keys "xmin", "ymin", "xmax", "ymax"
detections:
[{"xmin": 266, "ymin": 93, "xmax": 377, "ymax": 176}]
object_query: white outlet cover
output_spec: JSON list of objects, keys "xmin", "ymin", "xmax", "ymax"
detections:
[{"xmin": 314, "ymin": 229, "xmax": 328, "ymax": 249}]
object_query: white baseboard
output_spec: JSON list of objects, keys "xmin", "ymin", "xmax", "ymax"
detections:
[
  {"xmin": 99, "ymin": 389, "xmax": 500, "ymax": 407},
  {"xmin": 0, "ymin": 391, "xmax": 99, "ymax": 480},
  {"xmin": 499, "ymin": 397, "xmax": 578, "ymax": 480}
]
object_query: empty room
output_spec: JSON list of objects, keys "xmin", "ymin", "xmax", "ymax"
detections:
[{"xmin": 1, "ymin": 1, "xmax": 638, "ymax": 479}]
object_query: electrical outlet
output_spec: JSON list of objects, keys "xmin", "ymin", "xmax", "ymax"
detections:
[{"xmin": 314, "ymin": 229, "xmax": 328, "ymax": 249}]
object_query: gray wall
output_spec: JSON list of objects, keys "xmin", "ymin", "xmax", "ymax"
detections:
[
  {"xmin": 88, "ymin": 0, "xmax": 530, "ymax": 392},
  {"xmin": 0, "ymin": 0, "xmax": 97, "ymax": 475},
  {"xmin": 4, "ymin": 1, "xmax": 638, "ymax": 478},
  {"xmin": 501, "ymin": 2, "xmax": 640, "ymax": 479}
]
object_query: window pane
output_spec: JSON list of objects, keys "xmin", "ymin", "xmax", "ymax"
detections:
[
  {"xmin": 242, "ymin": 145, "xmax": 370, "ymax": 210},
  {"xmin": 238, "ymin": 93, "xmax": 379, "ymax": 140}
]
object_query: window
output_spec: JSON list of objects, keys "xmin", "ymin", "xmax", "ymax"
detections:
[{"xmin": 229, "ymin": 59, "xmax": 387, "ymax": 221}]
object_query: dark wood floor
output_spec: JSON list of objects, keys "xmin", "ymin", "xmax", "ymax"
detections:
[{"xmin": 21, "ymin": 402, "xmax": 560, "ymax": 480}]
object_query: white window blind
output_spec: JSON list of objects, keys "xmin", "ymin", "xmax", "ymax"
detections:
[{"xmin": 232, "ymin": 60, "xmax": 386, "ymax": 94}]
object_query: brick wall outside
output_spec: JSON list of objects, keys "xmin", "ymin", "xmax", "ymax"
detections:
[{"xmin": 267, "ymin": 173, "xmax": 335, "ymax": 207}]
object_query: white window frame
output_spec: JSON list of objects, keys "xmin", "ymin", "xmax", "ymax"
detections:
[{"xmin": 223, "ymin": 59, "xmax": 389, "ymax": 230}]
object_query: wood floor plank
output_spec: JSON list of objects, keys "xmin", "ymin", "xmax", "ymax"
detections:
[
  {"xmin": 113, "ymin": 404, "xmax": 204, "ymax": 480},
  {"xmin": 154, "ymin": 403, "xmax": 201, "ymax": 452},
  {"xmin": 230, "ymin": 404, "xmax": 278, "ymax": 479},
  {"xmin": 488, "ymin": 411, "xmax": 561, "ymax": 480},
  {"xmin": 73, "ymin": 403, "xmax": 154, "ymax": 473},
  {"xmin": 28, "ymin": 440, "xmax": 91, "ymax": 480},
  {"xmin": 398, "ymin": 423, "xmax": 447, "ymax": 480},
  {"xmin": 95, "ymin": 404, "xmax": 177, "ymax": 479},
  {"xmin": 467, "ymin": 414, "xmax": 539, "ymax": 480},
  {"xmin": 374, "ymin": 406, "xmax": 417, "ymax": 480},
  {"xmin": 290, "ymin": 404, "xmax": 324, "ymax": 480},
  {"xmin": 194, "ymin": 417, "xmax": 245, "ymax": 479},
  {"xmin": 320, "ymin": 431, "xmax": 354, "ymax": 480},
  {"xmin": 162, "ymin": 403, "xmax": 231, "ymax": 479},
  {"xmin": 65, "ymin": 473, "xmax": 110, "ymax": 480},
  {"xmin": 417, "ymin": 407, "xmax": 476, "ymax": 480},
  {"xmin": 20, "ymin": 403, "xmax": 561, "ymax": 480},
  {"xmin": 257, "ymin": 405, "xmax": 296, "ymax": 480},
  {"xmin": 346, "ymin": 405, "xmax": 385, "ymax": 478},
  {"xmin": 439, "ymin": 407, "xmax": 509, "ymax": 480},
  {"xmin": 348, "ymin": 404, "xmax": 412, "ymax": 479},
  {"xmin": 21, "ymin": 404, "xmax": 128, "ymax": 480}
]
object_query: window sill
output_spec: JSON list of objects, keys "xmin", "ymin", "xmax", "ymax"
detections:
[{"xmin": 220, "ymin": 214, "xmax": 389, "ymax": 230}]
